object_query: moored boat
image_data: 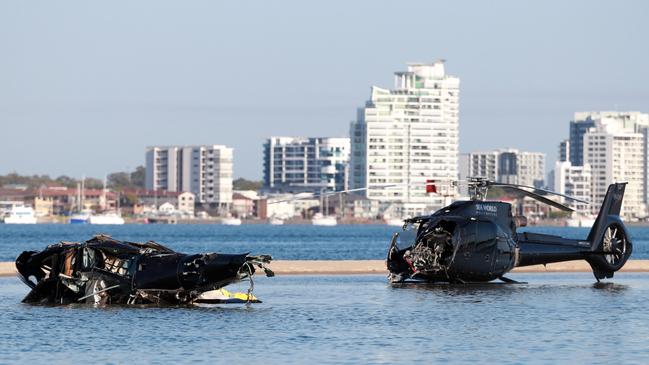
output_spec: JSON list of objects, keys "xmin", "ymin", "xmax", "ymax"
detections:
[
  {"xmin": 311, "ymin": 213, "xmax": 337, "ymax": 226},
  {"xmin": 89, "ymin": 212, "xmax": 125, "ymax": 225},
  {"xmin": 3, "ymin": 206, "xmax": 37, "ymax": 224},
  {"xmin": 220, "ymin": 217, "xmax": 242, "ymax": 225}
]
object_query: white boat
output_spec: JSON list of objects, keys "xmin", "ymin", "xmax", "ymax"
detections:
[
  {"xmin": 268, "ymin": 217, "xmax": 284, "ymax": 225},
  {"xmin": 3, "ymin": 206, "xmax": 37, "ymax": 224},
  {"xmin": 69, "ymin": 211, "xmax": 91, "ymax": 224},
  {"xmin": 89, "ymin": 212, "xmax": 125, "ymax": 225},
  {"xmin": 312, "ymin": 213, "xmax": 337, "ymax": 226},
  {"xmin": 385, "ymin": 218, "xmax": 404, "ymax": 227},
  {"xmin": 566, "ymin": 216, "xmax": 596, "ymax": 228},
  {"xmin": 220, "ymin": 217, "xmax": 242, "ymax": 225}
]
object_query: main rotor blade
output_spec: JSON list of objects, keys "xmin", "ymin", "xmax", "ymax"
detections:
[
  {"xmin": 497, "ymin": 186, "xmax": 574, "ymax": 212},
  {"xmin": 489, "ymin": 182, "xmax": 589, "ymax": 204},
  {"xmin": 267, "ymin": 179, "xmax": 459, "ymax": 204},
  {"xmin": 267, "ymin": 184, "xmax": 400, "ymax": 204}
]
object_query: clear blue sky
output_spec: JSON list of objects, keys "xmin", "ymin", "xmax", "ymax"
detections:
[{"xmin": 1, "ymin": 1, "xmax": 648, "ymax": 179}]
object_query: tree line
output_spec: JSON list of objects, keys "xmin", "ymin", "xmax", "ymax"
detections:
[{"xmin": 0, "ymin": 166, "xmax": 146, "ymax": 191}]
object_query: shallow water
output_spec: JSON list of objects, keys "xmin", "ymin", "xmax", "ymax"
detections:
[
  {"xmin": 1, "ymin": 273, "xmax": 649, "ymax": 364},
  {"xmin": 1, "ymin": 224, "xmax": 649, "ymax": 262}
]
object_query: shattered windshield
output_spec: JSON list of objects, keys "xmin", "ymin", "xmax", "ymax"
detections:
[{"xmin": 395, "ymin": 222, "xmax": 419, "ymax": 250}]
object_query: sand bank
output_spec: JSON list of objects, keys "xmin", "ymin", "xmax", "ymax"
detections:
[{"xmin": 3, "ymin": 260, "xmax": 649, "ymax": 277}]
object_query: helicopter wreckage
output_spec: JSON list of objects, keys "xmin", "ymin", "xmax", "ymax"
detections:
[{"xmin": 15, "ymin": 235, "xmax": 273, "ymax": 305}]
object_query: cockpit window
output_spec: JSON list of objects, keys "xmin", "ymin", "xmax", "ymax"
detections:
[{"xmin": 396, "ymin": 223, "xmax": 419, "ymax": 249}]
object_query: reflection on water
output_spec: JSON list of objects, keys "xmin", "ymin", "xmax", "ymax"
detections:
[
  {"xmin": 2, "ymin": 273, "xmax": 649, "ymax": 364},
  {"xmin": 592, "ymin": 281, "xmax": 629, "ymax": 293}
]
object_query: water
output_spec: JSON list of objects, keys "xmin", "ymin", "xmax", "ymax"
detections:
[
  {"xmin": 1, "ymin": 224, "xmax": 649, "ymax": 262},
  {"xmin": 1, "ymin": 273, "xmax": 649, "ymax": 364},
  {"xmin": 2, "ymin": 225, "xmax": 649, "ymax": 363}
]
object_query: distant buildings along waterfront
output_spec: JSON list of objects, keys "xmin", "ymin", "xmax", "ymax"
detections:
[
  {"xmin": 349, "ymin": 60, "xmax": 460, "ymax": 216},
  {"xmin": 554, "ymin": 111, "xmax": 649, "ymax": 219},
  {"xmin": 263, "ymin": 137, "xmax": 350, "ymax": 194},
  {"xmin": 459, "ymin": 149, "xmax": 546, "ymax": 188},
  {"xmin": 145, "ymin": 145, "xmax": 233, "ymax": 212}
]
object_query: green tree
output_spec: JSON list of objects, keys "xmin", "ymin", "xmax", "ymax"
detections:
[
  {"xmin": 233, "ymin": 178, "xmax": 263, "ymax": 191},
  {"xmin": 130, "ymin": 166, "xmax": 145, "ymax": 188},
  {"xmin": 107, "ymin": 172, "xmax": 132, "ymax": 191},
  {"xmin": 84, "ymin": 178, "xmax": 104, "ymax": 190},
  {"xmin": 54, "ymin": 175, "xmax": 78, "ymax": 188}
]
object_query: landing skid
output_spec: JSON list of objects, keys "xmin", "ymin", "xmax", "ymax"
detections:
[{"xmin": 498, "ymin": 276, "xmax": 527, "ymax": 284}]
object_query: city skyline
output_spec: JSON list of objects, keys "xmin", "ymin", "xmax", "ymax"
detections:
[{"xmin": 1, "ymin": 1, "xmax": 648, "ymax": 179}]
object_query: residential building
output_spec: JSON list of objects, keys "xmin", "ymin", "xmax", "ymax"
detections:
[
  {"xmin": 263, "ymin": 137, "xmax": 350, "ymax": 193},
  {"xmin": 553, "ymin": 161, "xmax": 592, "ymax": 215},
  {"xmin": 232, "ymin": 192, "xmax": 255, "ymax": 218},
  {"xmin": 0, "ymin": 187, "xmax": 118, "ymax": 215},
  {"xmin": 583, "ymin": 120, "xmax": 646, "ymax": 218},
  {"xmin": 463, "ymin": 149, "xmax": 545, "ymax": 188},
  {"xmin": 558, "ymin": 140, "xmax": 569, "ymax": 162},
  {"xmin": 145, "ymin": 145, "xmax": 233, "ymax": 211},
  {"xmin": 570, "ymin": 112, "xmax": 649, "ymax": 166},
  {"xmin": 349, "ymin": 60, "xmax": 460, "ymax": 214},
  {"xmin": 177, "ymin": 192, "xmax": 195, "ymax": 215},
  {"xmin": 569, "ymin": 116, "xmax": 596, "ymax": 166},
  {"xmin": 255, "ymin": 197, "xmax": 295, "ymax": 220},
  {"xmin": 461, "ymin": 151, "xmax": 499, "ymax": 182}
]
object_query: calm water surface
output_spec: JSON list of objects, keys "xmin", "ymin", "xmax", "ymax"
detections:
[
  {"xmin": 1, "ymin": 224, "xmax": 649, "ymax": 261},
  {"xmin": 1, "ymin": 274, "xmax": 649, "ymax": 364}
]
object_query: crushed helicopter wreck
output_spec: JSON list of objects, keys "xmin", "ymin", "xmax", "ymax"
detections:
[{"xmin": 15, "ymin": 234, "xmax": 274, "ymax": 305}]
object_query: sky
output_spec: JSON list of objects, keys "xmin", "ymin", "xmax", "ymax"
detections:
[{"xmin": 1, "ymin": 1, "xmax": 648, "ymax": 180}]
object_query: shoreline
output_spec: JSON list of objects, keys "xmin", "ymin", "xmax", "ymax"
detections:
[
  {"xmin": 16, "ymin": 216, "xmax": 649, "ymax": 226},
  {"xmin": 3, "ymin": 260, "xmax": 649, "ymax": 277}
]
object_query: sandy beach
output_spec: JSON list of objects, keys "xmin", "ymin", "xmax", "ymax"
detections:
[{"xmin": 3, "ymin": 260, "xmax": 649, "ymax": 277}]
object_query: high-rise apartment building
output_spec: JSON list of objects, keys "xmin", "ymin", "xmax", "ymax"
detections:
[
  {"xmin": 145, "ymin": 145, "xmax": 233, "ymax": 209},
  {"xmin": 262, "ymin": 137, "xmax": 350, "ymax": 193},
  {"xmin": 461, "ymin": 149, "xmax": 545, "ymax": 188},
  {"xmin": 570, "ymin": 112, "xmax": 649, "ymax": 167},
  {"xmin": 555, "ymin": 111, "xmax": 649, "ymax": 218},
  {"xmin": 553, "ymin": 161, "xmax": 591, "ymax": 215},
  {"xmin": 569, "ymin": 117, "xmax": 596, "ymax": 166},
  {"xmin": 558, "ymin": 140, "xmax": 570, "ymax": 162},
  {"xmin": 350, "ymin": 61, "xmax": 459, "ymax": 213},
  {"xmin": 462, "ymin": 151, "xmax": 499, "ymax": 182},
  {"xmin": 583, "ymin": 120, "xmax": 646, "ymax": 218}
]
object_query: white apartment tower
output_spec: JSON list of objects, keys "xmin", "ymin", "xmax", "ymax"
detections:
[
  {"xmin": 145, "ymin": 145, "xmax": 233, "ymax": 209},
  {"xmin": 263, "ymin": 137, "xmax": 350, "ymax": 193},
  {"xmin": 583, "ymin": 118, "xmax": 647, "ymax": 218},
  {"xmin": 350, "ymin": 61, "xmax": 459, "ymax": 213}
]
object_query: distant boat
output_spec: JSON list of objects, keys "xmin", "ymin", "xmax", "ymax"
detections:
[
  {"xmin": 220, "ymin": 217, "xmax": 242, "ymax": 225},
  {"xmin": 3, "ymin": 206, "xmax": 37, "ymax": 224},
  {"xmin": 384, "ymin": 218, "xmax": 404, "ymax": 227},
  {"xmin": 566, "ymin": 216, "xmax": 596, "ymax": 228},
  {"xmin": 268, "ymin": 217, "xmax": 284, "ymax": 225},
  {"xmin": 69, "ymin": 212, "xmax": 91, "ymax": 224},
  {"xmin": 312, "ymin": 213, "xmax": 337, "ymax": 226},
  {"xmin": 89, "ymin": 212, "xmax": 125, "ymax": 225}
]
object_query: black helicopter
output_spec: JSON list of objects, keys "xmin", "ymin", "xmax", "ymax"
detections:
[
  {"xmin": 387, "ymin": 178, "xmax": 632, "ymax": 284},
  {"xmin": 15, "ymin": 234, "xmax": 274, "ymax": 305}
]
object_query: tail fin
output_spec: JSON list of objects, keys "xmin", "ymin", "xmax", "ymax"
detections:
[
  {"xmin": 586, "ymin": 183, "xmax": 632, "ymax": 280},
  {"xmin": 587, "ymin": 183, "xmax": 626, "ymax": 244}
]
